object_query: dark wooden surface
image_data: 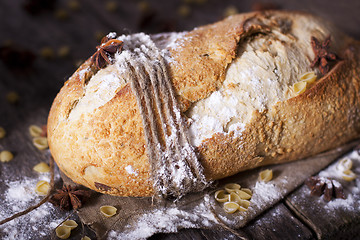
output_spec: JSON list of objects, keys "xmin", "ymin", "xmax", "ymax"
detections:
[{"xmin": 1, "ymin": 0, "xmax": 360, "ymax": 239}]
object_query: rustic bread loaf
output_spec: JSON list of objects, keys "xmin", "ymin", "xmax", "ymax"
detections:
[{"xmin": 47, "ymin": 11, "xmax": 360, "ymax": 197}]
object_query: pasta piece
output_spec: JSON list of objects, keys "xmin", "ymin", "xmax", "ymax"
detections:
[
  {"xmin": 105, "ymin": 1, "xmax": 117, "ymax": 12},
  {"xmin": 35, "ymin": 180, "xmax": 50, "ymax": 195},
  {"xmin": 238, "ymin": 206, "xmax": 248, "ymax": 212},
  {"xmin": 299, "ymin": 71, "xmax": 317, "ymax": 84},
  {"xmin": 62, "ymin": 220, "xmax": 78, "ymax": 230},
  {"xmin": 240, "ymin": 188, "xmax": 252, "ymax": 196},
  {"xmin": 214, "ymin": 190, "xmax": 229, "ymax": 203},
  {"xmin": 224, "ymin": 183, "xmax": 241, "ymax": 193},
  {"xmin": 56, "ymin": 225, "xmax": 71, "ymax": 239},
  {"xmin": 0, "ymin": 150, "xmax": 14, "ymax": 162},
  {"xmin": 100, "ymin": 205, "xmax": 117, "ymax": 217},
  {"xmin": 137, "ymin": 1, "xmax": 149, "ymax": 12},
  {"xmin": 0, "ymin": 127, "xmax": 6, "ymax": 139},
  {"xmin": 68, "ymin": 0, "xmax": 80, "ymax": 11},
  {"xmin": 58, "ymin": 46, "xmax": 70, "ymax": 58},
  {"xmin": 6, "ymin": 91, "xmax": 19, "ymax": 104},
  {"xmin": 238, "ymin": 199, "xmax": 250, "ymax": 209},
  {"xmin": 235, "ymin": 189, "xmax": 252, "ymax": 200},
  {"xmin": 215, "ymin": 183, "xmax": 253, "ymax": 214},
  {"xmin": 341, "ymin": 169, "xmax": 357, "ymax": 181},
  {"xmin": 81, "ymin": 236, "xmax": 91, "ymax": 240},
  {"xmin": 293, "ymin": 81, "xmax": 307, "ymax": 95},
  {"xmin": 33, "ymin": 162, "xmax": 50, "ymax": 173},
  {"xmin": 336, "ymin": 158, "xmax": 353, "ymax": 172},
  {"xmin": 33, "ymin": 137, "xmax": 49, "ymax": 150},
  {"xmin": 223, "ymin": 202, "xmax": 239, "ymax": 214},
  {"xmin": 229, "ymin": 192, "xmax": 242, "ymax": 203},
  {"xmin": 224, "ymin": 6, "xmax": 238, "ymax": 17},
  {"xmin": 259, "ymin": 169, "xmax": 273, "ymax": 182},
  {"xmin": 177, "ymin": 5, "xmax": 191, "ymax": 17},
  {"xmin": 29, "ymin": 125, "xmax": 42, "ymax": 137},
  {"xmin": 41, "ymin": 46, "xmax": 55, "ymax": 59}
]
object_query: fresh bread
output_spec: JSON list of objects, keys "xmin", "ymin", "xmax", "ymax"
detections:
[{"xmin": 47, "ymin": 10, "xmax": 360, "ymax": 197}]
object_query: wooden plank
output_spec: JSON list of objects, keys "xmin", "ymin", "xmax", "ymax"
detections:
[
  {"xmin": 241, "ymin": 203, "xmax": 314, "ymax": 240},
  {"xmin": 285, "ymin": 155, "xmax": 360, "ymax": 240},
  {"xmin": 149, "ymin": 203, "xmax": 314, "ymax": 240},
  {"xmin": 285, "ymin": 185, "xmax": 360, "ymax": 239},
  {"xmin": 149, "ymin": 228, "xmax": 205, "ymax": 240}
]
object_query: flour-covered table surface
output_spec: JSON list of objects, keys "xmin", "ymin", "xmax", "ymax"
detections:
[{"xmin": 1, "ymin": 0, "xmax": 360, "ymax": 239}]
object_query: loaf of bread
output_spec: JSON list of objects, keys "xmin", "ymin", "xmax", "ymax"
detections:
[{"xmin": 47, "ymin": 10, "xmax": 360, "ymax": 197}]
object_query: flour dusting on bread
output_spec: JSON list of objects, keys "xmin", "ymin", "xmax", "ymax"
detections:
[
  {"xmin": 68, "ymin": 65, "xmax": 125, "ymax": 121},
  {"xmin": 187, "ymin": 25, "xmax": 318, "ymax": 146}
]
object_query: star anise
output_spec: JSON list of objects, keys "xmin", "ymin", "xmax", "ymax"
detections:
[
  {"xmin": 49, "ymin": 185, "xmax": 92, "ymax": 211},
  {"xmin": 310, "ymin": 35, "xmax": 338, "ymax": 75},
  {"xmin": 91, "ymin": 36, "xmax": 123, "ymax": 69},
  {"xmin": 305, "ymin": 176, "xmax": 345, "ymax": 202}
]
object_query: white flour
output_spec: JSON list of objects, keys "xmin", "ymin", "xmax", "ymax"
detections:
[
  {"xmin": 290, "ymin": 149, "xmax": 360, "ymax": 213},
  {"xmin": 0, "ymin": 175, "xmax": 63, "ymax": 240},
  {"xmin": 107, "ymin": 201, "xmax": 216, "ymax": 240},
  {"xmin": 318, "ymin": 150, "xmax": 360, "ymax": 211},
  {"xmin": 125, "ymin": 165, "xmax": 138, "ymax": 176},
  {"xmin": 186, "ymin": 31, "xmax": 313, "ymax": 147}
]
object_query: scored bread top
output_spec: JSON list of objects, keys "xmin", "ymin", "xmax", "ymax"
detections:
[{"xmin": 47, "ymin": 11, "xmax": 360, "ymax": 196}]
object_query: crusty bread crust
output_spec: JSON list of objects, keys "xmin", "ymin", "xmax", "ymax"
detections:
[{"xmin": 48, "ymin": 11, "xmax": 360, "ymax": 196}]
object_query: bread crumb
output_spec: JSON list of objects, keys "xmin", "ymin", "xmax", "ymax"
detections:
[{"xmin": 276, "ymin": 148, "xmax": 284, "ymax": 154}]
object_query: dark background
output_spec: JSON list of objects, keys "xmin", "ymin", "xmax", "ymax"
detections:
[
  {"xmin": 1, "ymin": 0, "xmax": 360, "ymax": 239},
  {"xmin": 1, "ymin": 0, "xmax": 360, "ymax": 119}
]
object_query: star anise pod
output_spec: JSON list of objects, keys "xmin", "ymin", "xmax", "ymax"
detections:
[
  {"xmin": 99, "ymin": 33, "xmax": 117, "ymax": 45},
  {"xmin": 310, "ymin": 35, "xmax": 338, "ymax": 75},
  {"xmin": 49, "ymin": 185, "xmax": 92, "ymax": 211},
  {"xmin": 305, "ymin": 176, "xmax": 345, "ymax": 202},
  {"xmin": 91, "ymin": 36, "xmax": 123, "ymax": 69}
]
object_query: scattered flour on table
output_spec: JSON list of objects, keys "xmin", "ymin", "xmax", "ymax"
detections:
[
  {"xmin": 251, "ymin": 178, "xmax": 288, "ymax": 208},
  {"xmin": 108, "ymin": 200, "xmax": 217, "ymax": 240},
  {"xmin": 0, "ymin": 175, "xmax": 63, "ymax": 240},
  {"xmin": 301, "ymin": 149, "xmax": 360, "ymax": 212}
]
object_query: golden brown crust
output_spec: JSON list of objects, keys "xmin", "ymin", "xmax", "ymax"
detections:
[
  {"xmin": 198, "ymin": 56, "xmax": 360, "ymax": 179},
  {"xmin": 168, "ymin": 14, "xmax": 248, "ymax": 103},
  {"xmin": 48, "ymin": 11, "xmax": 360, "ymax": 196}
]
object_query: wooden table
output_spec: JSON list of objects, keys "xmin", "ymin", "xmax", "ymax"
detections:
[{"xmin": 1, "ymin": 0, "xmax": 359, "ymax": 239}]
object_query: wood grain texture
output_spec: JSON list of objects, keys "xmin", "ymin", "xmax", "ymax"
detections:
[
  {"xmin": 1, "ymin": 0, "xmax": 360, "ymax": 239},
  {"xmin": 286, "ymin": 183, "xmax": 360, "ymax": 240},
  {"xmin": 150, "ymin": 203, "xmax": 314, "ymax": 240}
]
